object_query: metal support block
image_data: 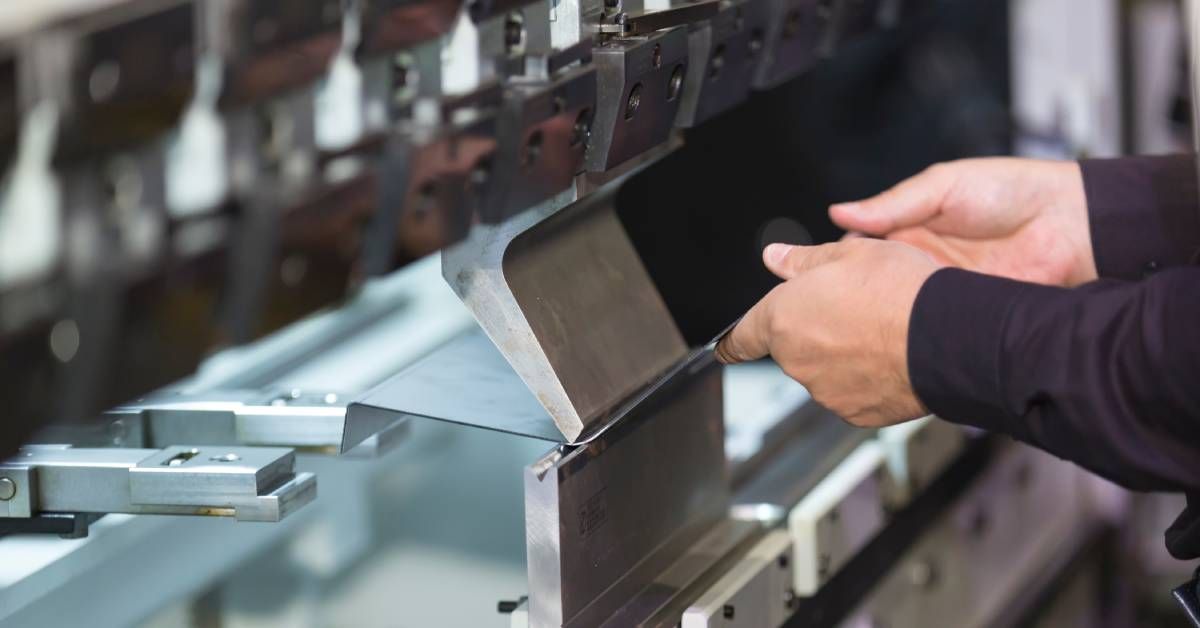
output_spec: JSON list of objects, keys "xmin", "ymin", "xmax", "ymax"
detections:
[
  {"xmin": 788, "ymin": 440, "xmax": 886, "ymax": 596},
  {"xmin": 524, "ymin": 361, "xmax": 728, "ymax": 627},
  {"xmin": 365, "ymin": 86, "xmax": 502, "ymax": 272},
  {"xmin": 0, "ymin": 445, "xmax": 315, "ymax": 523},
  {"xmin": 109, "ymin": 390, "xmax": 349, "ymax": 450},
  {"xmin": 586, "ymin": 27, "xmax": 689, "ymax": 172},
  {"xmin": 483, "ymin": 57, "xmax": 597, "ymax": 223},
  {"xmin": 681, "ymin": 530, "xmax": 795, "ymax": 628},
  {"xmin": 876, "ymin": 416, "xmax": 967, "ymax": 510},
  {"xmin": 752, "ymin": 0, "xmax": 826, "ymax": 90},
  {"xmin": 675, "ymin": 0, "xmax": 771, "ymax": 127}
]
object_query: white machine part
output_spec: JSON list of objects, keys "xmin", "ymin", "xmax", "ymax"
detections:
[
  {"xmin": 876, "ymin": 417, "xmax": 967, "ymax": 510},
  {"xmin": 681, "ymin": 530, "xmax": 796, "ymax": 628},
  {"xmin": 840, "ymin": 444, "xmax": 1094, "ymax": 628},
  {"xmin": 789, "ymin": 440, "xmax": 887, "ymax": 596}
]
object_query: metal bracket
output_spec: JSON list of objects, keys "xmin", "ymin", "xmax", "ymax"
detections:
[
  {"xmin": 0, "ymin": 445, "xmax": 316, "ymax": 523},
  {"xmin": 63, "ymin": 387, "xmax": 407, "ymax": 456},
  {"xmin": 104, "ymin": 389, "xmax": 351, "ymax": 451}
]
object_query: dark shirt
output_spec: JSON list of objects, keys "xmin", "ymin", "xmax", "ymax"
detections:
[{"xmin": 907, "ymin": 154, "xmax": 1200, "ymax": 560}]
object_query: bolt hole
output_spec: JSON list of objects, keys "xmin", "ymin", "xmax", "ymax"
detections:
[
  {"xmin": 652, "ymin": 44, "xmax": 663, "ymax": 69},
  {"xmin": 734, "ymin": 6, "xmax": 745, "ymax": 30},
  {"xmin": 258, "ymin": 105, "xmax": 293, "ymax": 169},
  {"xmin": 163, "ymin": 449, "xmax": 201, "ymax": 467},
  {"xmin": 89, "ymin": 61, "xmax": 121, "ymax": 103},
  {"xmin": 570, "ymin": 108, "xmax": 592, "ymax": 147},
  {"xmin": 522, "ymin": 129, "xmax": 544, "ymax": 169},
  {"xmin": 504, "ymin": 12, "xmax": 526, "ymax": 54},
  {"xmin": 49, "ymin": 319, "xmax": 80, "ymax": 363},
  {"xmin": 624, "ymin": 83, "xmax": 642, "ymax": 120},
  {"xmin": 280, "ymin": 255, "xmax": 309, "ymax": 287},
  {"xmin": 667, "ymin": 65, "xmax": 684, "ymax": 100},
  {"xmin": 391, "ymin": 52, "xmax": 419, "ymax": 104}
]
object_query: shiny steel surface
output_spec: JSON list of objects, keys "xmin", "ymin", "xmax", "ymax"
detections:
[
  {"xmin": 348, "ymin": 329, "xmax": 564, "ymax": 443},
  {"xmin": 443, "ymin": 188, "xmax": 687, "ymax": 442},
  {"xmin": 525, "ymin": 361, "xmax": 728, "ymax": 627},
  {"xmin": 588, "ymin": 28, "xmax": 690, "ymax": 171},
  {"xmin": 0, "ymin": 445, "xmax": 315, "ymax": 522}
]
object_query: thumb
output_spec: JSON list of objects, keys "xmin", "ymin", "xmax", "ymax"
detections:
[
  {"xmin": 715, "ymin": 295, "xmax": 772, "ymax": 365},
  {"xmin": 829, "ymin": 164, "xmax": 953, "ymax": 235},
  {"xmin": 762, "ymin": 242, "xmax": 841, "ymax": 280}
]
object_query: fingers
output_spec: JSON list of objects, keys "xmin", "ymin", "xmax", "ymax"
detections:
[
  {"xmin": 829, "ymin": 164, "xmax": 954, "ymax": 235},
  {"xmin": 762, "ymin": 242, "xmax": 843, "ymax": 280},
  {"xmin": 714, "ymin": 298, "xmax": 771, "ymax": 365}
]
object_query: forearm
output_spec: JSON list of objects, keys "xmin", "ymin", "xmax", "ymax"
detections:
[
  {"xmin": 908, "ymin": 266, "xmax": 1200, "ymax": 493},
  {"xmin": 1082, "ymin": 154, "xmax": 1200, "ymax": 279}
]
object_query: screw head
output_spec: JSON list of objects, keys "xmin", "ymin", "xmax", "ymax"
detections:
[
  {"xmin": 0, "ymin": 477, "xmax": 16, "ymax": 501},
  {"xmin": 624, "ymin": 83, "xmax": 642, "ymax": 120}
]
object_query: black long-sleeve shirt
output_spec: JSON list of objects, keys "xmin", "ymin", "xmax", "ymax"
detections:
[{"xmin": 907, "ymin": 155, "xmax": 1200, "ymax": 560}]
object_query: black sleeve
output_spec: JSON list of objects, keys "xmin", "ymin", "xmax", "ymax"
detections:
[
  {"xmin": 907, "ymin": 266, "xmax": 1200, "ymax": 495},
  {"xmin": 1082, "ymin": 154, "xmax": 1200, "ymax": 278}
]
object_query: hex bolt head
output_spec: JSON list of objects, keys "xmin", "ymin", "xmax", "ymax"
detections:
[{"xmin": 0, "ymin": 477, "xmax": 16, "ymax": 501}]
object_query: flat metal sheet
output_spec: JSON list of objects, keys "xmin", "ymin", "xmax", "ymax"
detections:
[
  {"xmin": 343, "ymin": 325, "xmax": 727, "ymax": 448},
  {"xmin": 346, "ymin": 330, "xmax": 565, "ymax": 445}
]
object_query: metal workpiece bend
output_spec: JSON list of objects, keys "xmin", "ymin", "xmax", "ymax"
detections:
[
  {"xmin": 0, "ymin": 445, "xmax": 316, "ymax": 523},
  {"xmin": 442, "ymin": 187, "xmax": 687, "ymax": 443}
]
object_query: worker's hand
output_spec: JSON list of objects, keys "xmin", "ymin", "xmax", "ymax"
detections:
[
  {"xmin": 715, "ymin": 239, "xmax": 940, "ymax": 428},
  {"xmin": 830, "ymin": 158, "xmax": 1097, "ymax": 287}
]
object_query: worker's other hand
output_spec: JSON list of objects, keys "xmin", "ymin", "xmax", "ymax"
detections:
[
  {"xmin": 715, "ymin": 239, "xmax": 940, "ymax": 428},
  {"xmin": 830, "ymin": 158, "xmax": 1096, "ymax": 287}
]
